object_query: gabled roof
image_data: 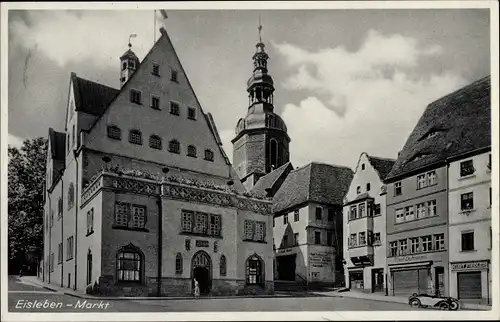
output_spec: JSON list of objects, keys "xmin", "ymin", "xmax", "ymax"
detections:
[
  {"xmin": 367, "ymin": 155, "xmax": 396, "ymax": 180},
  {"xmin": 386, "ymin": 75, "xmax": 491, "ymax": 181},
  {"xmin": 250, "ymin": 162, "xmax": 293, "ymax": 198},
  {"xmin": 48, "ymin": 128, "xmax": 66, "ymax": 161},
  {"xmin": 71, "ymin": 73, "xmax": 119, "ymax": 116},
  {"xmin": 272, "ymin": 162, "xmax": 353, "ymax": 213}
]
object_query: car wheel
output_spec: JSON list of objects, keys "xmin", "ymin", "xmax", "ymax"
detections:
[
  {"xmin": 439, "ymin": 302, "xmax": 450, "ymax": 310},
  {"xmin": 409, "ymin": 298, "xmax": 421, "ymax": 308},
  {"xmin": 449, "ymin": 300, "xmax": 460, "ymax": 311}
]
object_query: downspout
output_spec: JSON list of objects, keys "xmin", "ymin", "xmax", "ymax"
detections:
[
  {"xmin": 47, "ymin": 193, "xmax": 52, "ymax": 284},
  {"xmin": 157, "ymin": 196, "xmax": 162, "ymax": 296},
  {"xmin": 60, "ymin": 173, "xmax": 64, "ymax": 287},
  {"xmin": 73, "ymin": 149, "xmax": 79, "ymax": 291}
]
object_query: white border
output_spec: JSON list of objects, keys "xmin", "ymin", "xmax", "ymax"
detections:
[{"xmin": 1, "ymin": 1, "xmax": 498, "ymax": 321}]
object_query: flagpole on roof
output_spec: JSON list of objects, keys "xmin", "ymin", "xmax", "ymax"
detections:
[{"xmin": 154, "ymin": 10, "xmax": 156, "ymax": 45}]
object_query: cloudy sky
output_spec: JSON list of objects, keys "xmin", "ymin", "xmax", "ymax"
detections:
[{"xmin": 7, "ymin": 8, "xmax": 490, "ymax": 169}]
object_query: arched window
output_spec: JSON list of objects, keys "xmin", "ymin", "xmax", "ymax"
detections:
[
  {"xmin": 149, "ymin": 135, "xmax": 162, "ymax": 150},
  {"xmin": 187, "ymin": 145, "xmax": 197, "ymax": 157},
  {"xmin": 68, "ymin": 183, "xmax": 75, "ymax": 209},
  {"xmin": 204, "ymin": 149, "xmax": 214, "ymax": 161},
  {"xmin": 270, "ymin": 138, "xmax": 278, "ymax": 169},
  {"xmin": 87, "ymin": 249, "xmax": 92, "ymax": 285},
  {"xmin": 246, "ymin": 254, "xmax": 264, "ymax": 286},
  {"xmin": 128, "ymin": 130, "xmax": 142, "ymax": 145},
  {"xmin": 117, "ymin": 244, "xmax": 143, "ymax": 283},
  {"xmin": 175, "ymin": 253, "xmax": 183, "ymax": 274},
  {"xmin": 168, "ymin": 140, "xmax": 180, "ymax": 154},
  {"xmin": 220, "ymin": 255, "xmax": 227, "ymax": 277},
  {"xmin": 107, "ymin": 125, "xmax": 122, "ymax": 140}
]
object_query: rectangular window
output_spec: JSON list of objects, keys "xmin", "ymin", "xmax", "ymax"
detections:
[
  {"xmin": 170, "ymin": 102, "xmax": 180, "ymax": 115},
  {"xmin": 194, "ymin": 212, "xmax": 208, "ymax": 234},
  {"xmin": 427, "ymin": 171, "xmax": 437, "ymax": 186},
  {"xmin": 389, "ymin": 241, "xmax": 398, "ymax": 257},
  {"xmin": 181, "ymin": 210, "xmax": 193, "ymax": 233},
  {"xmin": 86, "ymin": 208, "xmax": 94, "ymax": 234},
  {"xmin": 207, "ymin": 214, "xmax": 221, "ymax": 237},
  {"xmin": 366, "ymin": 183, "xmax": 371, "ymax": 191},
  {"xmin": 395, "ymin": 182, "xmax": 402, "ymax": 196},
  {"xmin": 170, "ymin": 69, "xmax": 178, "ymax": 82},
  {"xmin": 434, "ymin": 233, "xmax": 445, "ymax": 251},
  {"xmin": 294, "ymin": 209, "xmax": 300, "ymax": 222},
  {"xmin": 374, "ymin": 204, "xmax": 381, "ymax": 216},
  {"xmin": 359, "ymin": 203, "xmax": 366, "ymax": 218},
  {"xmin": 461, "ymin": 192, "xmax": 474, "ymax": 210},
  {"xmin": 416, "ymin": 203, "xmax": 426, "ymax": 219},
  {"xmin": 427, "ymin": 200, "xmax": 437, "ymax": 217},
  {"xmin": 273, "ymin": 217, "xmax": 275, "ymax": 227},
  {"xmin": 244, "ymin": 220, "xmax": 254, "ymax": 240},
  {"xmin": 58, "ymin": 243, "xmax": 63, "ymax": 264},
  {"xmin": 373, "ymin": 233, "xmax": 381, "ymax": 245},
  {"xmin": 254, "ymin": 221, "xmax": 265, "ymax": 241},
  {"xmin": 314, "ymin": 231, "xmax": 321, "ymax": 245},
  {"xmin": 187, "ymin": 107, "xmax": 196, "ymax": 120},
  {"xmin": 350, "ymin": 205, "xmax": 357, "ymax": 220},
  {"xmin": 294, "ymin": 233, "xmax": 299, "ymax": 246},
  {"xmin": 283, "ymin": 214, "xmax": 288, "ymax": 225},
  {"xmin": 410, "ymin": 237, "xmax": 419, "ymax": 253},
  {"xmin": 359, "ymin": 232, "xmax": 366, "ymax": 245},
  {"xmin": 461, "ymin": 231, "xmax": 474, "ymax": 251},
  {"xmin": 327, "ymin": 232, "xmax": 333, "ymax": 246},
  {"xmin": 417, "ymin": 174, "xmax": 427, "ymax": 189},
  {"xmin": 395, "ymin": 208, "xmax": 404, "ymax": 223},
  {"xmin": 367, "ymin": 231, "xmax": 373, "ymax": 246},
  {"xmin": 460, "ymin": 160, "xmax": 475, "ymax": 177},
  {"xmin": 283, "ymin": 235, "xmax": 289, "ymax": 247},
  {"xmin": 151, "ymin": 96, "xmax": 160, "ymax": 110},
  {"xmin": 327, "ymin": 208, "xmax": 334, "ymax": 221},
  {"xmin": 421, "ymin": 235, "xmax": 432, "ymax": 252},
  {"xmin": 131, "ymin": 205, "xmax": 146, "ymax": 228},
  {"xmin": 399, "ymin": 239, "xmax": 408, "ymax": 255},
  {"xmin": 404, "ymin": 205, "xmax": 415, "ymax": 221},
  {"xmin": 130, "ymin": 89, "xmax": 142, "ymax": 104},
  {"xmin": 315, "ymin": 207, "xmax": 322, "ymax": 221},
  {"xmin": 349, "ymin": 233, "xmax": 357, "ymax": 248},
  {"xmin": 152, "ymin": 63, "xmax": 160, "ymax": 76},
  {"xmin": 115, "ymin": 202, "xmax": 129, "ymax": 227},
  {"xmin": 66, "ymin": 236, "xmax": 74, "ymax": 260}
]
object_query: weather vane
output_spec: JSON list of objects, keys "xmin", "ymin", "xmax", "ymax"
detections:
[
  {"xmin": 258, "ymin": 16, "xmax": 263, "ymax": 43},
  {"xmin": 128, "ymin": 33, "xmax": 137, "ymax": 48}
]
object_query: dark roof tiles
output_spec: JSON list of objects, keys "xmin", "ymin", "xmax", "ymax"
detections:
[
  {"xmin": 386, "ymin": 76, "xmax": 491, "ymax": 181},
  {"xmin": 71, "ymin": 73, "xmax": 119, "ymax": 116},
  {"xmin": 367, "ymin": 155, "xmax": 396, "ymax": 180}
]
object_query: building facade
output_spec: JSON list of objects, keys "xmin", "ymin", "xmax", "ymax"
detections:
[
  {"xmin": 343, "ymin": 153, "xmax": 395, "ymax": 293},
  {"xmin": 42, "ymin": 27, "xmax": 274, "ymax": 297},
  {"xmin": 384, "ymin": 75, "xmax": 491, "ymax": 298},
  {"xmin": 448, "ymin": 150, "xmax": 492, "ymax": 304}
]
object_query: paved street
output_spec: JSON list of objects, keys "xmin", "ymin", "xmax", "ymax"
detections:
[{"xmin": 8, "ymin": 276, "xmax": 419, "ymax": 312}]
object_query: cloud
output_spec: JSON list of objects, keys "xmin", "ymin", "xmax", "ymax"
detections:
[
  {"xmin": 273, "ymin": 30, "xmax": 466, "ymax": 169},
  {"xmin": 8, "ymin": 133, "xmax": 25, "ymax": 148},
  {"xmin": 9, "ymin": 10, "xmax": 159, "ymax": 69}
]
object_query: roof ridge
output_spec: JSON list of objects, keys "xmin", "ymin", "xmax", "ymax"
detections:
[
  {"xmin": 73, "ymin": 74, "xmax": 119, "ymax": 91},
  {"xmin": 427, "ymin": 75, "xmax": 490, "ymax": 108},
  {"xmin": 367, "ymin": 155, "xmax": 396, "ymax": 162}
]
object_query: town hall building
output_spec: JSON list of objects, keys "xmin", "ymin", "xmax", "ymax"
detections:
[{"xmin": 42, "ymin": 27, "xmax": 274, "ymax": 297}]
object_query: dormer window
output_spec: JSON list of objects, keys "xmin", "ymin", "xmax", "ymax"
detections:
[
  {"xmin": 427, "ymin": 131, "xmax": 438, "ymax": 139},
  {"xmin": 411, "ymin": 153, "xmax": 430, "ymax": 162}
]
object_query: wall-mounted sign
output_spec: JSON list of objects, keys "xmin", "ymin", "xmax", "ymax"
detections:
[
  {"xmin": 196, "ymin": 240, "xmax": 209, "ymax": 248},
  {"xmin": 451, "ymin": 261, "xmax": 488, "ymax": 271},
  {"xmin": 395, "ymin": 254, "xmax": 427, "ymax": 263},
  {"xmin": 309, "ymin": 252, "xmax": 332, "ymax": 268},
  {"xmin": 277, "ymin": 248, "xmax": 293, "ymax": 254}
]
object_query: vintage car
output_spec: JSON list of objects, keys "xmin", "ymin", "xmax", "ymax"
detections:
[{"xmin": 408, "ymin": 293, "xmax": 460, "ymax": 310}]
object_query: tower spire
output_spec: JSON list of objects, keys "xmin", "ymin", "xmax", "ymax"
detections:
[{"xmin": 258, "ymin": 16, "xmax": 263, "ymax": 43}]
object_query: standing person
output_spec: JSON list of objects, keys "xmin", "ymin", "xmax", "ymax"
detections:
[{"xmin": 194, "ymin": 278, "xmax": 200, "ymax": 298}]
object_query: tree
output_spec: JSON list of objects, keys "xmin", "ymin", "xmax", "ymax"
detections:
[{"xmin": 8, "ymin": 137, "xmax": 47, "ymax": 275}]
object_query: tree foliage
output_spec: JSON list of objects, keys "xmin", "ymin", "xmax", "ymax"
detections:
[{"xmin": 8, "ymin": 137, "xmax": 47, "ymax": 273}]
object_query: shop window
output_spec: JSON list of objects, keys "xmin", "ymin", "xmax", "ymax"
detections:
[{"xmin": 117, "ymin": 244, "xmax": 143, "ymax": 283}]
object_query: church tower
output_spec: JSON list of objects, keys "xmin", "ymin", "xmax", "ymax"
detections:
[{"xmin": 232, "ymin": 21, "xmax": 291, "ymax": 190}]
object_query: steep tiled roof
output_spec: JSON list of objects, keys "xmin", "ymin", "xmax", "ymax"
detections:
[
  {"xmin": 272, "ymin": 162, "xmax": 354, "ymax": 213},
  {"xmin": 71, "ymin": 73, "xmax": 119, "ymax": 116},
  {"xmin": 48, "ymin": 128, "xmax": 66, "ymax": 161},
  {"xmin": 386, "ymin": 76, "xmax": 491, "ymax": 181},
  {"xmin": 367, "ymin": 155, "xmax": 396, "ymax": 180},
  {"xmin": 251, "ymin": 162, "xmax": 293, "ymax": 198}
]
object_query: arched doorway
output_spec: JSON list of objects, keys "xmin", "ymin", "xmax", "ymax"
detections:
[{"xmin": 191, "ymin": 251, "xmax": 212, "ymax": 294}]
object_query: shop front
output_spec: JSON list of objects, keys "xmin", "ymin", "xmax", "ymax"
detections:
[
  {"xmin": 348, "ymin": 268, "xmax": 364, "ymax": 289},
  {"xmin": 449, "ymin": 260, "xmax": 490, "ymax": 304},
  {"xmin": 387, "ymin": 252, "xmax": 448, "ymax": 297}
]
